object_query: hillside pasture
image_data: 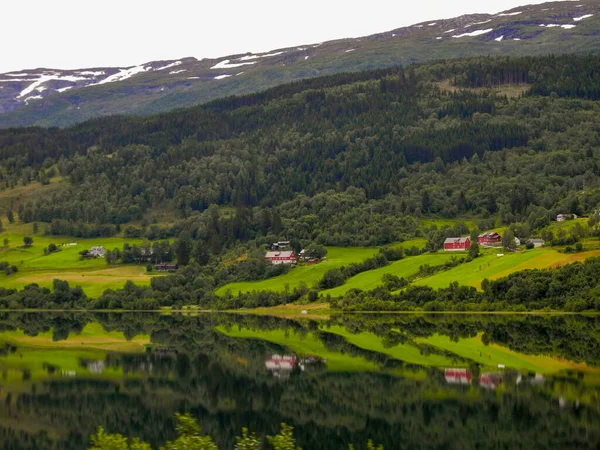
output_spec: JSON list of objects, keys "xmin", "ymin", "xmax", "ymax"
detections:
[
  {"xmin": 413, "ymin": 248, "xmax": 600, "ymax": 290},
  {"xmin": 322, "ymin": 252, "xmax": 462, "ymax": 297},
  {"xmin": 216, "ymin": 247, "xmax": 379, "ymax": 296},
  {"xmin": 0, "ymin": 221, "xmax": 157, "ymax": 297}
]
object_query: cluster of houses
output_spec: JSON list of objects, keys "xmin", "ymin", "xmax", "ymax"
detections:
[
  {"xmin": 264, "ymin": 241, "xmax": 321, "ymax": 265},
  {"xmin": 445, "ymin": 368, "xmax": 547, "ymax": 390},
  {"xmin": 443, "ymin": 232, "xmax": 545, "ymax": 252}
]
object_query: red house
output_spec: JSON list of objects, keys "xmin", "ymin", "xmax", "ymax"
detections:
[
  {"xmin": 265, "ymin": 250, "xmax": 297, "ymax": 265},
  {"xmin": 443, "ymin": 237, "xmax": 471, "ymax": 251},
  {"xmin": 478, "ymin": 232, "xmax": 501, "ymax": 246}
]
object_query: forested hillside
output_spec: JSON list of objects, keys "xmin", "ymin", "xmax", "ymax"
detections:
[
  {"xmin": 2, "ymin": 54, "xmax": 600, "ymax": 310},
  {"xmin": 1, "ymin": 55, "xmax": 600, "ymax": 247}
]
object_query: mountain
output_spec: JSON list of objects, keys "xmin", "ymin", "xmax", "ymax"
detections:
[{"xmin": 0, "ymin": 0, "xmax": 598, "ymax": 128}]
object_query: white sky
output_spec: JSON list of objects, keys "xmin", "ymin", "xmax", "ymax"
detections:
[{"xmin": 1, "ymin": 0, "xmax": 551, "ymax": 73}]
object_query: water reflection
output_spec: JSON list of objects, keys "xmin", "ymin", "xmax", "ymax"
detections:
[{"xmin": 0, "ymin": 312, "xmax": 598, "ymax": 449}]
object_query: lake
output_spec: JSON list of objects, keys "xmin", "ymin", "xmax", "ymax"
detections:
[{"xmin": 0, "ymin": 312, "xmax": 599, "ymax": 449}]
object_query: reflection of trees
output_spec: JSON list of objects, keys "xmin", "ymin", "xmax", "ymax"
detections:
[{"xmin": 0, "ymin": 312, "xmax": 599, "ymax": 449}]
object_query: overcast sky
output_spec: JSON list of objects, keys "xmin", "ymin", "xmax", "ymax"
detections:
[{"xmin": 1, "ymin": 0, "xmax": 550, "ymax": 73}]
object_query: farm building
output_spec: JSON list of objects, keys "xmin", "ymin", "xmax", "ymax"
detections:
[
  {"xmin": 155, "ymin": 263, "xmax": 178, "ymax": 271},
  {"xmin": 271, "ymin": 241, "xmax": 291, "ymax": 250},
  {"xmin": 557, "ymin": 213, "xmax": 578, "ymax": 222},
  {"xmin": 478, "ymin": 232, "xmax": 501, "ymax": 246},
  {"xmin": 265, "ymin": 250, "xmax": 297, "ymax": 265},
  {"xmin": 89, "ymin": 246, "xmax": 106, "ymax": 258},
  {"xmin": 528, "ymin": 238, "xmax": 545, "ymax": 248},
  {"xmin": 443, "ymin": 237, "xmax": 471, "ymax": 251}
]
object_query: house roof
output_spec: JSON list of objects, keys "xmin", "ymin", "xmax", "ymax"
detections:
[
  {"xmin": 444, "ymin": 237, "xmax": 469, "ymax": 245},
  {"xmin": 478, "ymin": 232, "xmax": 499, "ymax": 238},
  {"xmin": 265, "ymin": 251, "xmax": 295, "ymax": 258},
  {"xmin": 528, "ymin": 238, "xmax": 545, "ymax": 243}
]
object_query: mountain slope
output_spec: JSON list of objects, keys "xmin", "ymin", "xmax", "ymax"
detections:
[{"xmin": 0, "ymin": 0, "xmax": 599, "ymax": 128}]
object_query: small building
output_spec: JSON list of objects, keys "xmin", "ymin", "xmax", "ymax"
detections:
[
  {"xmin": 528, "ymin": 238, "xmax": 545, "ymax": 248},
  {"xmin": 478, "ymin": 232, "xmax": 501, "ymax": 246},
  {"xmin": 265, "ymin": 250, "xmax": 297, "ymax": 265},
  {"xmin": 155, "ymin": 263, "xmax": 178, "ymax": 271},
  {"xmin": 514, "ymin": 237, "xmax": 521, "ymax": 246},
  {"xmin": 271, "ymin": 241, "xmax": 291, "ymax": 250},
  {"xmin": 89, "ymin": 246, "xmax": 105, "ymax": 258},
  {"xmin": 443, "ymin": 237, "xmax": 471, "ymax": 252},
  {"xmin": 557, "ymin": 213, "xmax": 578, "ymax": 222}
]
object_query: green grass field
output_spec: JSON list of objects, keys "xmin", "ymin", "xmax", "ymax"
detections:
[
  {"xmin": 216, "ymin": 246, "xmax": 380, "ymax": 295},
  {"xmin": 413, "ymin": 248, "xmax": 600, "ymax": 290},
  {"xmin": 322, "ymin": 252, "xmax": 462, "ymax": 297},
  {"xmin": 0, "ymin": 221, "xmax": 158, "ymax": 297}
]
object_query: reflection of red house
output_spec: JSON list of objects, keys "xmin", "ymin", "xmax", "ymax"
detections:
[
  {"xmin": 445, "ymin": 368, "xmax": 472, "ymax": 385},
  {"xmin": 480, "ymin": 372, "xmax": 502, "ymax": 390},
  {"xmin": 443, "ymin": 237, "xmax": 471, "ymax": 252},
  {"xmin": 478, "ymin": 232, "xmax": 501, "ymax": 246},
  {"xmin": 265, "ymin": 251, "xmax": 297, "ymax": 265}
]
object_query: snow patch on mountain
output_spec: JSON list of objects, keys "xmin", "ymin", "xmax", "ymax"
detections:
[
  {"xmin": 539, "ymin": 23, "xmax": 577, "ymax": 28},
  {"xmin": 452, "ymin": 28, "xmax": 493, "ymax": 38},
  {"xmin": 211, "ymin": 60, "xmax": 257, "ymax": 69},
  {"xmin": 237, "ymin": 51, "xmax": 285, "ymax": 61},
  {"xmin": 18, "ymin": 74, "xmax": 88, "ymax": 98},
  {"xmin": 498, "ymin": 11, "xmax": 522, "ymax": 16},
  {"xmin": 495, "ymin": 35, "xmax": 504, "ymax": 41},
  {"xmin": 155, "ymin": 61, "xmax": 182, "ymax": 71},
  {"xmin": 91, "ymin": 66, "xmax": 150, "ymax": 86},
  {"xmin": 214, "ymin": 74, "xmax": 232, "ymax": 80},
  {"xmin": 573, "ymin": 14, "xmax": 593, "ymax": 21}
]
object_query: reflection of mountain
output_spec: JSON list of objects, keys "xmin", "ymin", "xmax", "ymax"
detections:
[{"xmin": 0, "ymin": 312, "xmax": 598, "ymax": 449}]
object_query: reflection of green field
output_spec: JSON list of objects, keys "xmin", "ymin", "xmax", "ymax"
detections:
[
  {"xmin": 321, "ymin": 326, "xmax": 459, "ymax": 367},
  {"xmin": 215, "ymin": 325, "xmax": 379, "ymax": 372},
  {"xmin": 323, "ymin": 253, "xmax": 462, "ymax": 297},
  {"xmin": 0, "ymin": 222, "xmax": 158, "ymax": 297},
  {"xmin": 216, "ymin": 247, "xmax": 379, "ymax": 295},
  {"xmin": 0, "ymin": 323, "xmax": 150, "ymax": 352},
  {"xmin": 0, "ymin": 323, "xmax": 150, "ymax": 387},
  {"xmin": 416, "ymin": 334, "xmax": 589, "ymax": 374}
]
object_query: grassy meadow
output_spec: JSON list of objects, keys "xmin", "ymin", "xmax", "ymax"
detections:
[
  {"xmin": 414, "ymin": 248, "xmax": 600, "ymax": 290},
  {"xmin": 322, "ymin": 252, "xmax": 462, "ymax": 297},
  {"xmin": 216, "ymin": 246, "xmax": 380, "ymax": 295},
  {"xmin": 0, "ymin": 221, "xmax": 158, "ymax": 297}
]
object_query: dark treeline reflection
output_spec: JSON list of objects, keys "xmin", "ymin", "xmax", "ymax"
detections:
[{"xmin": 0, "ymin": 312, "xmax": 599, "ymax": 449}]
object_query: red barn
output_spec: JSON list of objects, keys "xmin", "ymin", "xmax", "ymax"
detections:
[
  {"xmin": 265, "ymin": 250, "xmax": 297, "ymax": 265},
  {"xmin": 478, "ymin": 232, "xmax": 501, "ymax": 246},
  {"xmin": 443, "ymin": 237, "xmax": 471, "ymax": 251}
]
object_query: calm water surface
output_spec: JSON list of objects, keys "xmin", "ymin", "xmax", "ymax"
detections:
[{"xmin": 0, "ymin": 312, "xmax": 599, "ymax": 449}]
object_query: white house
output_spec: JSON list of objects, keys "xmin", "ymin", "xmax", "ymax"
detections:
[
  {"xmin": 89, "ymin": 246, "xmax": 106, "ymax": 258},
  {"xmin": 528, "ymin": 239, "xmax": 545, "ymax": 248},
  {"xmin": 557, "ymin": 213, "xmax": 578, "ymax": 222}
]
